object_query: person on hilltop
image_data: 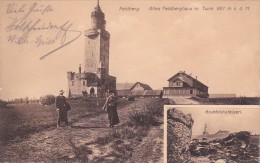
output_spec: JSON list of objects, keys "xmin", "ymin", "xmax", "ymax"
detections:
[
  {"xmin": 102, "ymin": 90, "xmax": 120, "ymax": 128},
  {"xmin": 55, "ymin": 90, "xmax": 70, "ymax": 127}
]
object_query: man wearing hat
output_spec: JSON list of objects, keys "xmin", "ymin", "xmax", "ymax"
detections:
[{"xmin": 55, "ymin": 90, "xmax": 69, "ymax": 127}]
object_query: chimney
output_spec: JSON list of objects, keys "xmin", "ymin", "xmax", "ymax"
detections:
[{"xmin": 79, "ymin": 64, "xmax": 81, "ymax": 73}]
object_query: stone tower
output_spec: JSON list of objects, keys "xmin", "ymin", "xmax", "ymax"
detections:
[
  {"xmin": 84, "ymin": 0, "xmax": 110, "ymax": 76},
  {"xmin": 67, "ymin": 0, "xmax": 116, "ymax": 98},
  {"xmin": 203, "ymin": 123, "xmax": 209, "ymax": 135}
]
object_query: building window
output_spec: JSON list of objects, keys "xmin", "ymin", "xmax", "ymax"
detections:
[
  {"xmin": 72, "ymin": 81, "xmax": 75, "ymax": 86},
  {"xmin": 176, "ymin": 82, "xmax": 182, "ymax": 86},
  {"xmin": 83, "ymin": 80, "xmax": 86, "ymax": 86},
  {"xmin": 190, "ymin": 90, "xmax": 193, "ymax": 94}
]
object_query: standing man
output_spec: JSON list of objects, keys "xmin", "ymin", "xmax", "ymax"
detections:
[
  {"xmin": 102, "ymin": 90, "xmax": 120, "ymax": 128},
  {"xmin": 56, "ymin": 90, "xmax": 69, "ymax": 127}
]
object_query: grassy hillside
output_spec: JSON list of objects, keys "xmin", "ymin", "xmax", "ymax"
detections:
[
  {"xmin": 0, "ymin": 98, "xmax": 166, "ymax": 162},
  {"xmin": 0, "ymin": 98, "xmax": 131, "ymax": 143}
]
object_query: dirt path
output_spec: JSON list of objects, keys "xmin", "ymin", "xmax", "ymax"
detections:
[
  {"xmin": 169, "ymin": 97, "xmax": 200, "ymax": 104},
  {"xmin": 0, "ymin": 99, "xmax": 161, "ymax": 162}
]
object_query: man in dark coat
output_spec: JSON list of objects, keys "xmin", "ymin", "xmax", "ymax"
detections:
[
  {"xmin": 102, "ymin": 90, "xmax": 120, "ymax": 128},
  {"xmin": 56, "ymin": 90, "xmax": 69, "ymax": 127}
]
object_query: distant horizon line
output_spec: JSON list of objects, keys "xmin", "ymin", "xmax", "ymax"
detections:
[{"xmin": 1, "ymin": 93, "xmax": 259, "ymax": 101}]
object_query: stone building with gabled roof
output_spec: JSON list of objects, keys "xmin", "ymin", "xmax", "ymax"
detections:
[
  {"xmin": 67, "ymin": 1, "xmax": 116, "ymax": 98},
  {"xmin": 163, "ymin": 71, "xmax": 209, "ymax": 98},
  {"xmin": 116, "ymin": 82, "xmax": 162, "ymax": 98},
  {"xmin": 130, "ymin": 82, "xmax": 153, "ymax": 91},
  {"xmin": 116, "ymin": 82, "xmax": 152, "ymax": 91}
]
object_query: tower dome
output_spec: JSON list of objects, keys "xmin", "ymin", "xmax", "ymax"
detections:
[{"xmin": 91, "ymin": 0, "xmax": 106, "ymax": 30}]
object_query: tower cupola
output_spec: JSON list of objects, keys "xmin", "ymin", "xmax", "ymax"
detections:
[{"xmin": 91, "ymin": 0, "xmax": 106, "ymax": 30}]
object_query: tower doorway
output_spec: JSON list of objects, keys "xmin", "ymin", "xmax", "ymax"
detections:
[{"xmin": 90, "ymin": 87, "xmax": 95, "ymax": 97}]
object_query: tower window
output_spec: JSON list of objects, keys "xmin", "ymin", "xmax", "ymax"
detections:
[{"xmin": 83, "ymin": 81, "xmax": 86, "ymax": 86}]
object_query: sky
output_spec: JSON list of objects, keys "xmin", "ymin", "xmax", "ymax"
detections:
[
  {"xmin": 0, "ymin": 0, "xmax": 259, "ymax": 100},
  {"xmin": 167, "ymin": 106, "xmax": 260, "ymax": 135}
]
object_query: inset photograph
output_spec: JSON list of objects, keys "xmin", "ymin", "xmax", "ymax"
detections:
[{"xmin": 165, "ymin": 106, "xmax": 260, "ymax": 163}]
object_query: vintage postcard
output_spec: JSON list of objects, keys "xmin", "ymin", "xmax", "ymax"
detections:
[
  {"xmin": 165, "ymin": 105, "xmax": 260, "ymax": 163},
  {"xmin": 0, "ymin": 0, "xmax": 259, "ymax": 162}
]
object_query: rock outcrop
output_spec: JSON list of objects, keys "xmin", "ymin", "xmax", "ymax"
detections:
[
  {"xmin": 190, "ymin": 131, "xmax": 259, "ymax": 162},
  {"xmin": 167, "ymin": 108, "xmax": 194, "ymax": 163}
]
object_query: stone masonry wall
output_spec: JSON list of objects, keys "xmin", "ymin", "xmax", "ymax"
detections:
[
  {"xmin": 100, "ymin": 35, "xmax": 109, "ymax": 75},
  {"xmin": 67, "ymin": 73, "xmax": 82, "ymax": 96},
  {"xmin": 84, "ymin": 34, "xmax": 100, "ymax": 73}
]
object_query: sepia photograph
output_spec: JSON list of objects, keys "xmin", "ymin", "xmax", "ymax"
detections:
[
  {"xmin": 0, "ymin": 0, "xmax": 259, "ymax": 162},
  {"xmin": 165, "ymin": 105, "xmax": 260, "ymax": 163}
]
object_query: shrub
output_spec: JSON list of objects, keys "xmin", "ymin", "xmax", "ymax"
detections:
[
  {"xmin": 95, "ymin": 126, "xmax": 146, "ymax": 146},
  {"xmin": 40, "ymin": 94, "xmax": 55, "ymax": 105},
  {"xmin": 128, "ymin": 96, "xmax": 135, "ymax": 101},
  {"xmin": 0, "ymin": 99, "xmax": 8, "ymax": 108},
  {"xmin": 127, "ymin": 110, "xmax": 160, "ymax": 127},
  {"xmin": 163, "ymin": 98, "xmax": 171, "ymax": 105},
  {"xmin": 94, "ymin": 126, "xmax": 148, "ymax": 161},
  {"xmin": 146, "ymin": 106, "xmax": 163, "ymax": 117},
  {"xmin": 95, "ymin": 129, "xmax": 121, "ymax": 145}
]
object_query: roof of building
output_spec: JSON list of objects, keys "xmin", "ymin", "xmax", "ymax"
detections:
[
  {"xmin": 168, "ymin": 71, "xmax": 208, "ymax": 88},
  {"xmin": 130, "ymin": 82, "xmax": 153, "ymax": 90},
  {"xmin": 117, "ymin": 82, "xmax": 153, "ymax": 90},
  {"xmin": 170, "ymin": 78, "xmax": 187, "ymax": 83},
  {"xmin": 209, "ymin": 94, "xmax": 236, "ymax": 98},
  {"xmin": 116, "ymin": 83, "xmax": 136, "ymax": 90}
]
